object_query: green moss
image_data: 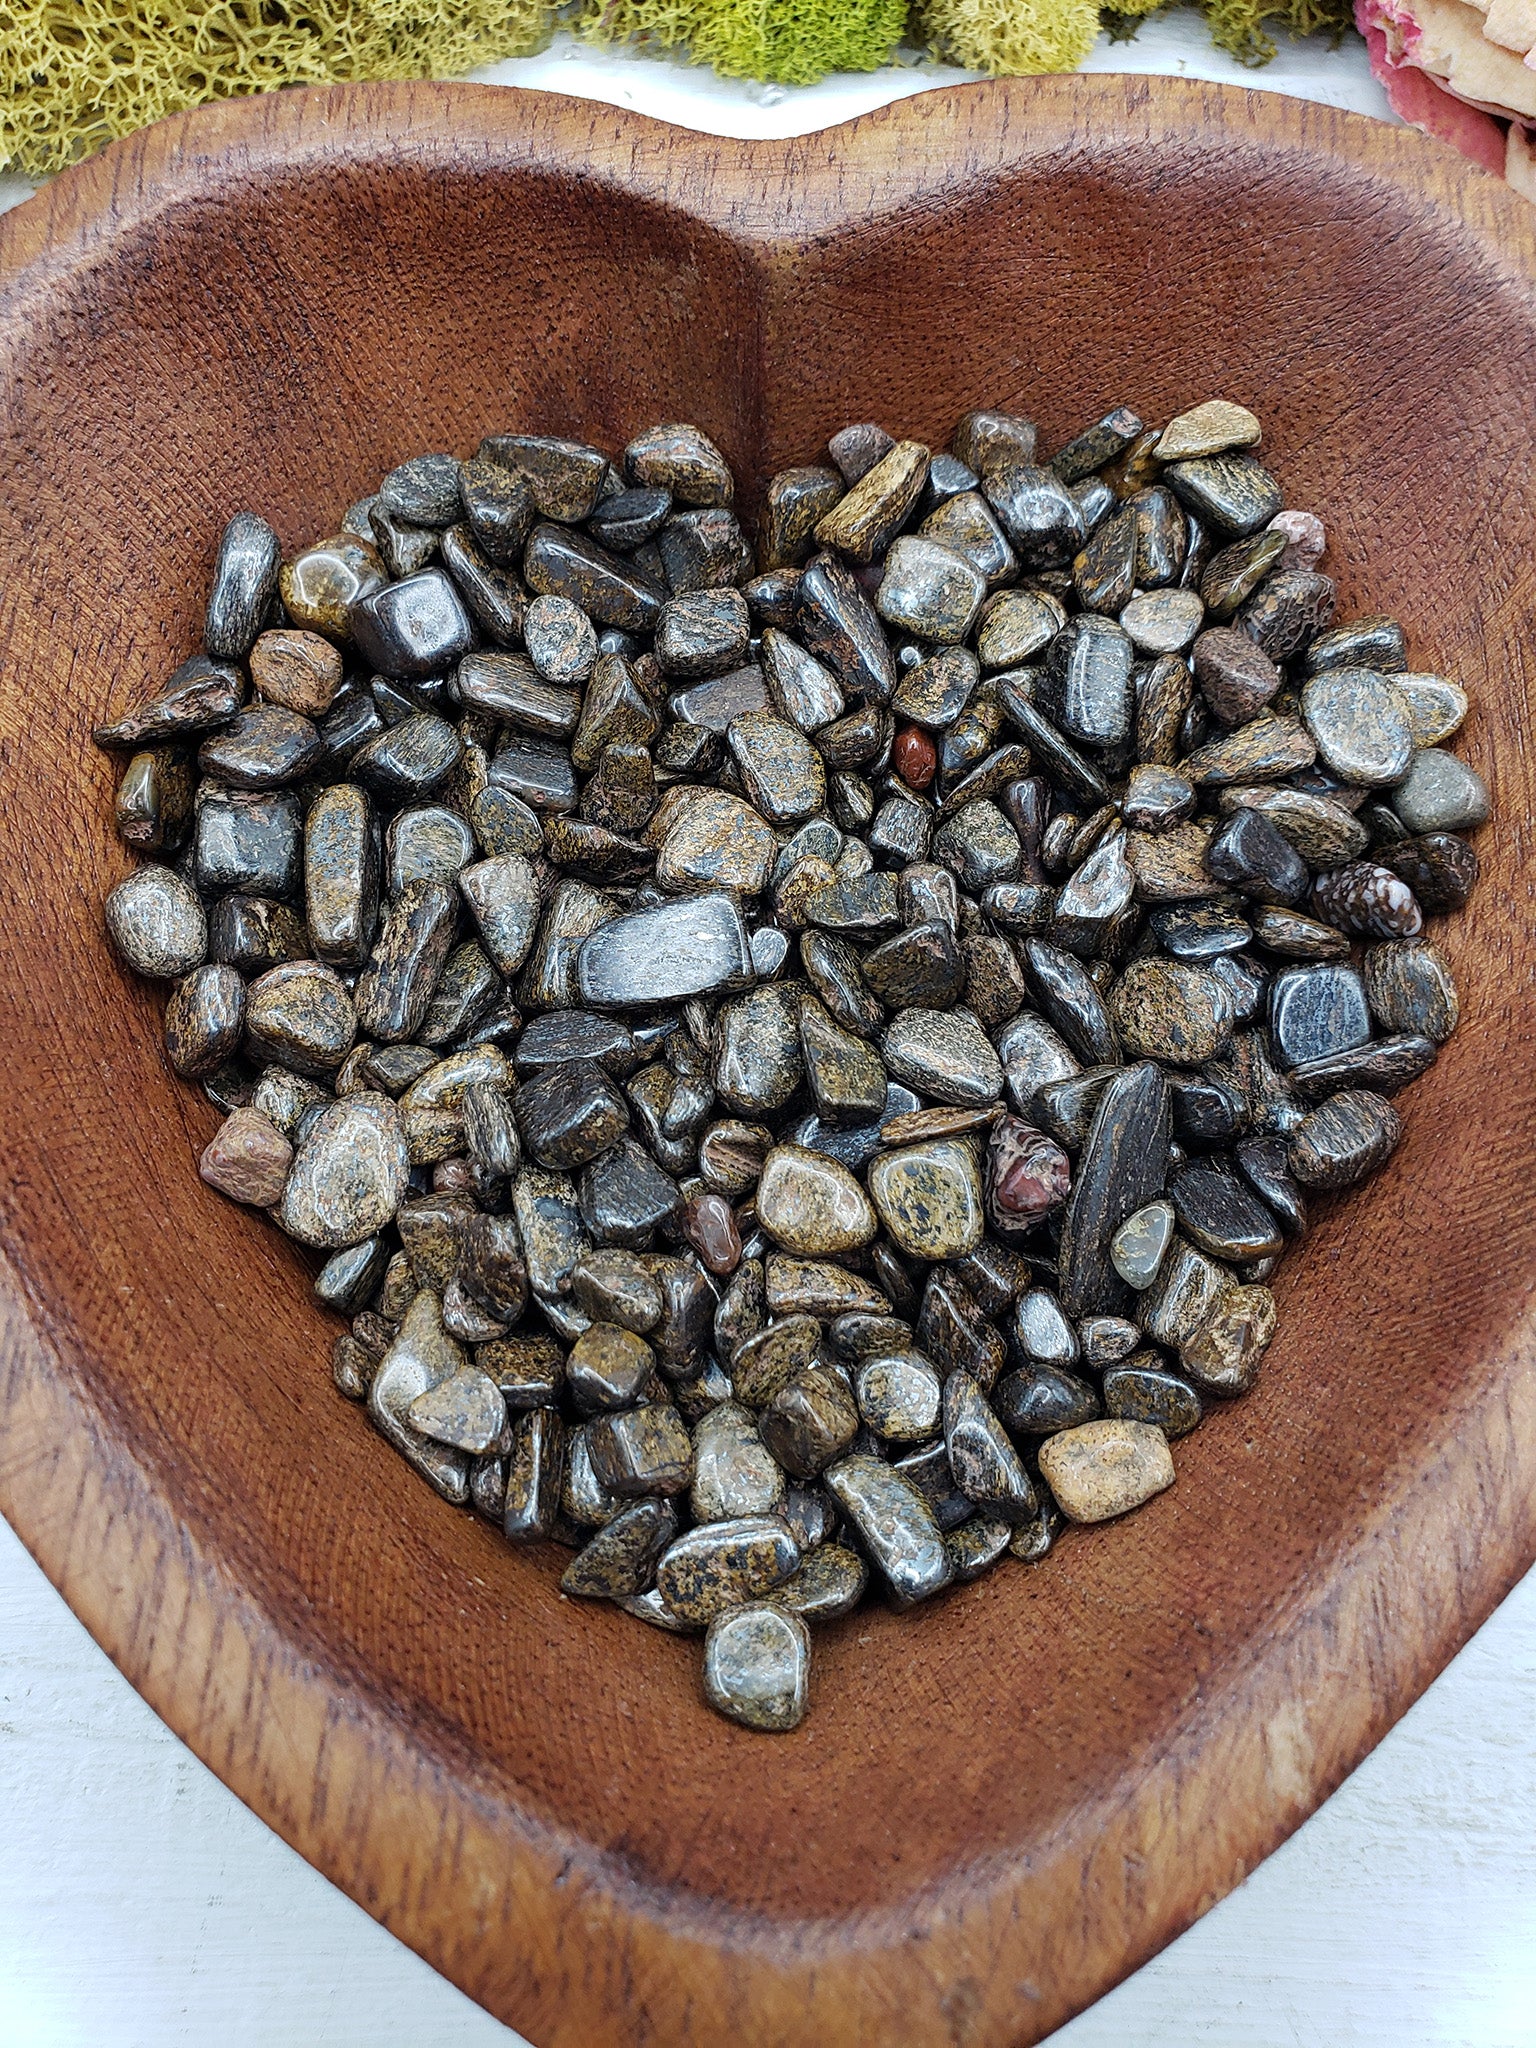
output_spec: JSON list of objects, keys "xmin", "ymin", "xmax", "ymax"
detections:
[
  {"xmin": 916, "ymin": 0, "xmax": 1104, "ymax": 75},
  {"xmin": 577, "ymin": 0, "xmax": 909, "ymax": 86},
  {"xmin": 0, "ymin": 0, "xmax": 552, "ymax": 177},
  {"xmin": 1198, "ymin": 0, "xmax": 1355, "ymax": 67}
]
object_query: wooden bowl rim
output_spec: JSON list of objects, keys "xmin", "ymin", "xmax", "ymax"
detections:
[{"xmin": 1, "ymin": 72, "xmax": 1533, "ymax": 2048}]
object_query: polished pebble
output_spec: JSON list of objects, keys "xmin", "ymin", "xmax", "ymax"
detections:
[
  {"xmin": 703, "ymin": 1603, "xmax": 810, "ymax": 1731},
  {"xmin": 1038, "ymin": 1418, "xmax": 1176, "ymax": 1522}
]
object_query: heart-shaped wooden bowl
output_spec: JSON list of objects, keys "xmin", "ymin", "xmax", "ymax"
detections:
[{"xmin": 0, "ymin": 72, "xmax": 1533, "ymax": 2048}]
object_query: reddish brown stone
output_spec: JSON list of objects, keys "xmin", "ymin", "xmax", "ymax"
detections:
[
  {"xmin": 199, "ymin": 1107, "xmax": 293, "ymax": 1207},
  {"xmin": 986, "ymin": 1117, "xmax": 1071, "ymax": 1234},
  {"xmin": 682, "ymin": 1190, "xmax": 745, "ymax": 1276},
  {"xmin": 893, "ymin": 725, "xmax": 937, "ymax": 791}
]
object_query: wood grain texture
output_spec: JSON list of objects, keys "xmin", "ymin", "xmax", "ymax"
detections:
[{"xmin": 0, "ymin": 74, "xmax": 1532, "ymax": 2048}]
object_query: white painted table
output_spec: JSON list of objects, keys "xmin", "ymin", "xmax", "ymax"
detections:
[{"xmin": 5, "ymin": 19, "xmax": 1534, "ymax": 2045}]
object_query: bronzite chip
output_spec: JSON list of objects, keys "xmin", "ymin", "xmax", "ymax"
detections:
[{"xmin": 97, "ymin": 397, "xmax": 1487, "ymax": 1733}]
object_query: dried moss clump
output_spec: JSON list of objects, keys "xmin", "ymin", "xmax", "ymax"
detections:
[
  {"xmin": 577, "ymin": 0, "xmax": 909, "ymax": 87},
  {"xmin": 0, "ymin": 0, "xmax": 551, "ymax": 177},
  {"xmin": 1197, "ymin": 0, "xmax": 1355, "ymax": 67},
  {"xmin": 916, "ymin": 0, "xmax": 1105, "ymax": 75}
]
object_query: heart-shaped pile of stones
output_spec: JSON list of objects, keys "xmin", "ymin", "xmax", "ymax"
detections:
[{"xmin": 98, "ymin": 400, "xmax": 1487, "ymax": 1733}]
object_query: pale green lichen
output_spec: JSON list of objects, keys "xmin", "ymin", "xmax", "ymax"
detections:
[
  {"xmin": 916, "ymin": 0, "xmax": 1105, "ymax": 75},
  {"xmin": 576, "ymin": 0, "xmax": 909, "ymax": 86},
  {"xmin": 0, "ymin": 0, "xmax": 551, "ymax": 176}
]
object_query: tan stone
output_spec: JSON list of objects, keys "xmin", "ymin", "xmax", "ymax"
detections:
[
  {"xmin": 1154, "ymin": 399, "xmax": 1262, "ymax": 463},
  {"xmin": 1038, "ymin": 1418, "xmax": 1176, "ymax": 1523},
  {"xmin": 755, "ymin": 1144, "xmax": 877, "ymax": 1256}
]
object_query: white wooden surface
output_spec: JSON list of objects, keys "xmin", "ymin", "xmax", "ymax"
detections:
[{"xmin": 5, "ymin": 19, "xmax": 1535, "ymax": 2045}]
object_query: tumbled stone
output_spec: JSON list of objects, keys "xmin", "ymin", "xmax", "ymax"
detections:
[
  {"xmin": 1014, "ymin": 1286, "xmax": 1080, "ymax": 1365},
  {"xmin": 656, "ymin": 1517, "xmax": 801, "ymax": 1626},
  {"xmin": 1301, "ymin": 668, "xmax": 1414, "ymax": 786},
  {"xmin": 105, "ymin": 863, "xmax": 206, "ymax": 978},
  {"xmin": 758, "ymin": 465, "xmax": 844, "ymax": 569},
  {"xmin": 354, "ymin": 711, "xmax": 464, "ymax": 801},
  {"xmin": 760, "ymin": 1363, "xmax": 860, "ymax": 1475},
  {"xmin": 1057, "ymin": 1060, "xmax": 1170, "ymax": 1316},
  {"xmin": 654, "ymin": 787, "xmax": 777, "ymax": 895},
  {"xmin": 880, "ymin": 1008, "xmax": 1002, "ymax": 1105},
  {"xmin": 1392, "ymin": 748, "xmax": 1491, "ymax": 834},
  {"xmin": 854, "ymin": 1350, "xmax": 943, "ymax": 1441},
  {"xmin": 1382, "ymin": 832, "xmax": 1478, "ymax": 914},
  {"xmin": 691, "ymin": 1402, "xmax": 786, "ymax": 1523},
  {"xmin": 986, "ymin": 1117, "xmax": 1071, "ymax": 1233},
  {"xmin": 1104, "ymin": 1360, "xmax": 1202, "ymax": 1437},
  {"xmin": 869, "ymin": 1138, "xmax": 986, "ymax": 1261},
  {"xmin": 824, "ymin": 1452, "xmax": 953, "ymax": 1607},
  {"xmin": 1394, "ymin": 674, "xmax": 1468, "ymax": 747},
  {"xmin": 1155, "ymin": 399, "xmax": 1261, "ymax": 462},
  {"xmin": 564, "ymin": 1321, "xmax": 655, "ymax": 1414},
  {"xmin": 368, "ymin": 1290, "xmax": 471, "ymax": 1503},
  {"xmin": 756, "ymin": 1143, "xmax": 877, "ymax": 1255},
  {"xmin": 199, "ymin": 1107, "xmax": 292, "ymax": 1207},
  {"xmin": 204, "ymin": 510, "xmax": 281, "ymax": 659},
  {"xmin": 876, "ymin": 535, "xmax": 986, "ymax": 643},
  {"xmin": 586, "ymin": 1402, "xmax": 693, "ymax": 1497},
  {"xmin": 1038, "ymin": 1417, "xmax": 1175, "ymax": 1521},
  {"xmin": 716, "ymin": 985, "xmax": 804, "ymax": 1116},
  {"xmin": 703, "ymin": 1603, "xmax": 809, "ymax": 1731},
  {"xmin": 1303, "ymin": 616, "xmax": 1407, "ymax": 675},
  {"xmin": 984, "ymin": 464, "xmax": 1085, "ymax": 569},
  {"xmin": 1023, "ymin": 940, "xmax": 1119, "ymax": 1065},
  {"xmin": 279, "ymin": 1092, "xmax": 409, "ymax": 1248},
  {"xmin": 578, "ymin": 895, "xmax": 755, "ymax": 1017},
  {"xmin": 1110, "ymin": 957, "xmax": 1229, "ymax": 1064},
  {"xmin": 353, "ymin": 880, "xmax": 457, "ymax": 1044},
  {"xmin": 1183, "ymin": 717, "xmax": 1316, "ymax": 787},
  {"xmin": 1364, "ymin": 937, "xmax": 1459, "ymax": 1043},
  {"xmin": 1164, "ymin": 452, "xmax": 1281, "ymax": 535},
  {"xmin": 728, "ymin": 707, "xmax": 826, "ymax": 824},
  {"xmin": 1120, "ymin": 587, "xmax": 1204, "ymax": 654},
  {"xmin": 814, "ymin": 438, "xmax": 928, "ymax": 562},
  {"xmin": 1204, "ymin": 807, "xmax": 1308, "ymax": 903},
  {"xmin": 1180, "ymin": 1283, "xmax": 1277, "ymax": 1394},
  {"xmin": 993, "ymin": 1363, "xmax": 1100, "ymax": 1435},
  {"xmin": 1288, "ymin": 1089, "xmax": 1402, "ymax": 1190},
  {"xmin": 770, "ymin": 1543, "xmax": 867, "ymax": 1620},
  {"xmin": 1269, "ymin": 962, "xmax": 1370, "ymax": 1067},
  {"xmin": 1172, "ymin": 1161, "xmax": 1283, "ymax": 1261},
  {"xmin": 561, "ymin": 1497, "xmax": 679, "ymax": 1597},
  {"xmin": 1192, "ymin": 626, "xmax": 1282, "ymax": 726},
  {"xmin": 943, "ymin": 1370, "xmax": 1037, "ymax": 1519}
]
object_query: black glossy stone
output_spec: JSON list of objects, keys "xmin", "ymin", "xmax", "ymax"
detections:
[
  {"xmin": 1171, "ymin": 1160, "xmax": 1283, "ymax": 1260},
  {"xmin": 943, "ymin": 1370, "xmax": 1037, "ymax": 1520},
  {"xmin": 525, "ymin": 522, "xmax": 664, "ymax": 631},
  {"xmin": 1057, "ymin": 1060, "xmax": 1170, "ymax": 1316},
  {"xmin": 795, "ymin": 552, "xmax": 898, "ymax": 705},
  {"xmin": 1234, "ymin": 1134, "xmax": 1308, "ymax": 1236},
  {"xmin": 488, "ymin": 731, "xmax": 578, "ymax": 813},
  {"xmin": 983, "ymin": 464, "xmax": 1086, "ymax": 568},
  {"xmin": 1302, "ymin": 615, "xmax": 1408, "ymax": 675},
  {"xmin": 656, "ymin": 507, "xmax": 753, "ymax": 592},
  {"xmin": 95, "ymin": 655, "xmax": 245, "ymax": 751},
  {"xmin": 348, "ymin": 568, "xmax": 472, "ymax": 679},
  {"xmin": 1032, "ymin": 1066, "xmax": 1117, "ymax": 1150},
  {"xmin": 198, "ymin": 706, "xmax": 322, "ymax": 789},
  {"xmin": 1268, "ymin": 962, "xmax": 1370, "ymax": 1068},
  {"xmin": 579, "ymin": 1135, "xmax": 683, "ymax": 1246},
  {"xmin": 514, "ymin": 1010, "xmax": 637, "ymax": 1076},
  {"xmin": 1168, "ymin": 1072, "xmax": 1244, "ymax": 1144},
  {"xmin": 1149, "ymin": 904, "xmax": 1252, "ymax": 960},
  {"xmin": 515, "ymin": 1059, "xmax": 630, "ymax": 1170},
  {"xmin": 1163, "ymin": 453, "xmax": 1282, "ymax": 536},
  {"xmin": 1205, "ymin": 808, "xmax": 1309, "ymax": 903},
  {"xmin": 1022, "ymin": 939, "xmax": 1119, "ymax": 1065},
  {"xmin": 458, "ymin": 454, "xmax": 533, "ymax": 565},
  {"xmin": 208, "ymin": 893, "xmax": 307, "ymax": 973},
  {"xmin": 993, "ymin": 1363, "xmax": 1100, "ymax": 1434},
  {"xmin": 1039, "ymin": 615, "xmax": 1135, "ymax": 748},
  {"xmin": 353, "ymin": 879, "xmax": 457, "ymax": 1043},
  {"xmin": 1103, "ymin": 1360, "xmax": 1202, "ymax": 1437},
  {"xmin": 1051, "ymin": 405, "xmax": 1144, "ymax": 484},
  {"xmin": 589, "ymin": 486, "xmax": 673, "ymax": 553},
  {"xmin": 437, "ymin": 525, "xmax": 521, "ymax": 645},
  {"xmin": 1286, "ymin": 1033, "xmax": 1437, "ymax": 1101},
  {"xmin": 193, "ymin": 789, "xmax": 303, "ymax": 897},
  {"xmin": 1381, "ymin": 833, "xmax": 1478, "ymax": 914},
  {"xmin": 993, "ymin": 685, "xmax": 1109, "ymax": 807},
  {"xmin": 915, "ymin": 1269, "xmax": 1006, "ymax": 1390},
  {"xmin": 351, "ymin": 710, "xmax": 463, "ymax": 800},
  {"xmin": 861, "ymin": 919, "xmax": 965, "ymax": 1007},
  {"xmin": 204, "ymin": 511, "xmax": 280, "ymax": 660}
]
